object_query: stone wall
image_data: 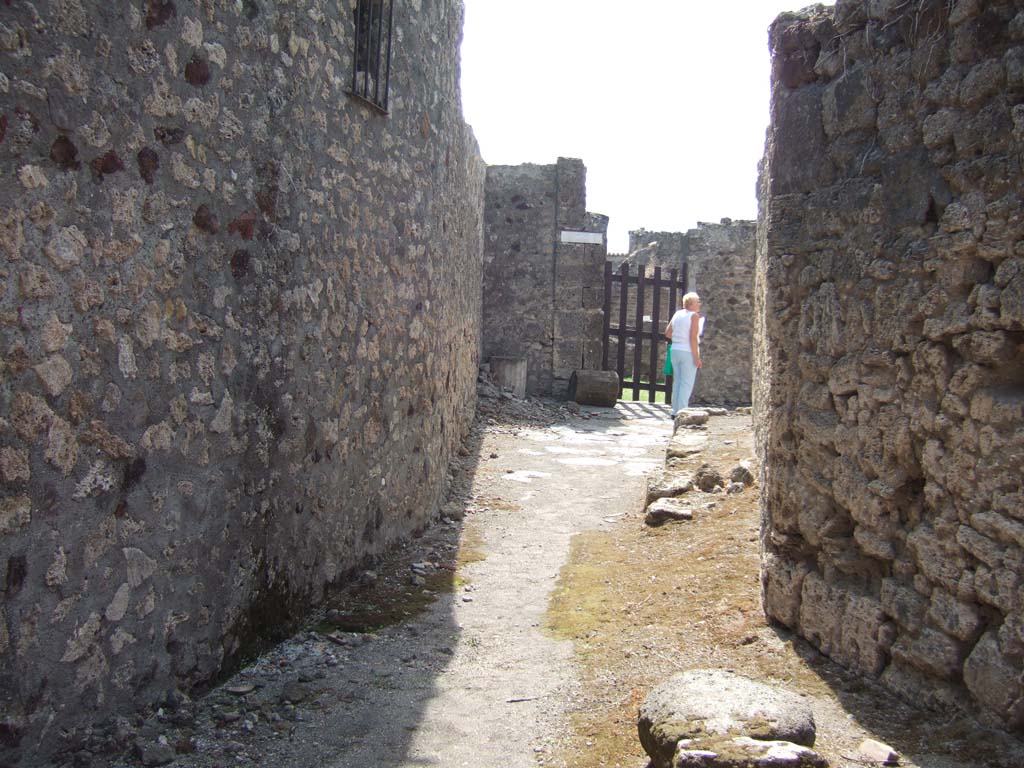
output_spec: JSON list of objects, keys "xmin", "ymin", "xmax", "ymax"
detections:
[
  {"xmin": 0, "ymin": 1, "xmax": 484, "ymax": 763},
  {"xmin": 625, "ymin": 229, "xmax": 689, "ymax": 274},
  {"xmin": 483, "ymin": 158, "xmax": 606, "ymax": 397},
  {"xmin": 686, "ymin": 221, "xmax": 756, "ymax": 407},
  {"xmin": 756, "ymin": 0, "xmax": 1024, "ymax": 729}
]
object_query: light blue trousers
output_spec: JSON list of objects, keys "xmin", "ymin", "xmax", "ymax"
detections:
[{"xmin": 671, "ymin": 348, "xmax": 698, "ymax": 414}]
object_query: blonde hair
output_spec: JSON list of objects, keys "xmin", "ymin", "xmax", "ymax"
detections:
[{"xmin": 682, "ymin": 292, "xmax": 701, "ymax": 309}]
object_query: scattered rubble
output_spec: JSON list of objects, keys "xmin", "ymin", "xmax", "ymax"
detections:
[
  {"xmin": 644, "ymin": 406, "xmax": 753, "ymax": 527},
  {"xmin": 475, "ymin": 370, "xmax": 578, "ymax": 428}
]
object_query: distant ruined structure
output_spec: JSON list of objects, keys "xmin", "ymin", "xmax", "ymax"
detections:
[
  {"xmin": 622, "ymin": 222, "xmax": 756, "ymax": 406},
  {"xmin": 757, "ymin": 0, "xmax": 1024, "ymax": 729},
  {"xmin": 0, "ymin": 1, "xmax": 483, "ymax": 763},
  {"xmin": 483, "ymin": 159, "xmax": 607, "ymax": 397}
]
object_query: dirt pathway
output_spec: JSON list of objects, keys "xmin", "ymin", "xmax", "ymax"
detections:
[
  {"xmin": 111, "ymin": 399, "xmax": 672, "ymax": 768},
  {"xmin": 108, "ymin": 399, "xmax": 1024, "ymax": 768}
]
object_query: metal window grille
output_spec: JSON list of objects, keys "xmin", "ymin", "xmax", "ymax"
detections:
[{"xmin": 350, "ymin": 0, "xmax": 395, "ymax": 113}]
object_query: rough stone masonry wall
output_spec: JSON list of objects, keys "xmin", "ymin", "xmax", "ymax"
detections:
[
  {"xmin": 756, "ymin": 0, "xmax": 1024, "ymax": 729},
  {"xmin": 483, "ymin": 158, "xmax": 606, "ymax": 397},
  {"xmin": 686, "ymin": 221, "xmax": 756, "ymax": 407},
  {"xmin": 626, "ymin": 228, "xmax": 689, "ymax": 274},
  {"xmin": 0, "ymin": 1, "xmax": 484, "ymax": 763}
]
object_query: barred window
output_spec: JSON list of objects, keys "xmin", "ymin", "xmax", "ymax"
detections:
[{"xmin": 349, "ymin": 0, "xmax": 395, "ymax": 113}]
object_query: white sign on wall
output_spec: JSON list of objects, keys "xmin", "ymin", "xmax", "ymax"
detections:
[{"xmin": 560, "ymin": 230, "xmax": 604, "ymax": 245}]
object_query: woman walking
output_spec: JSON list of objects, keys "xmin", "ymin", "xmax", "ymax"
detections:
[{"xmin": 665, "ymin": 292, "xmax": 702, "ymax": 415}]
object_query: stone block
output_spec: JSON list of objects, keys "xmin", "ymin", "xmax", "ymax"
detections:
[
  {"xmin": 554, "ymin": 311, "xmax": 585, "ymax": 341},
  {"xmin": 823, "ymin": 67, "xmax": 878, "ymax": 137},
  {"xmin": 891, "ymin": 627, "xmax": 965, "ymax": 680},
  {"xmin": 552, "ymin": 341, "xmax": 583, "ymax": 377},
  {"xmin": 879, "ymin": 660, "xmax": 966, "ymax": 714},
  {"xmin": 964, "ymin": 631, "xmax": 1024, "ymax": 727},
  {"xmin": 880, "ymin": 577, "xmax": 928, "ymax": 632},
  {"xmin": 837, "ymin": 593, "xmax": 888, "ymax": 676},
  {"xmin": 0, "ymin": 495, "xmax": 32, "ymax": 535},
  {"xmin": 926, "ymin": 590, "xmax": 983, "ymax": 642},
  {"xmin": 956, "ymin": 525, "xmax": 1005, "ymax": 568},
  {"xmin": 798, "ymin": 572, "xmax": 841, "ymax": 656}
]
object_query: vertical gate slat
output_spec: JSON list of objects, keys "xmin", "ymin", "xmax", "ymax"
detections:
[
  {"xmin": 616, "ymin": 263, "xmax": 628, "ymax": 396},
  {"xmin": 649, "ymin": 267, "xmax": 662, "ymax": 403},
  {"xmin": 633, "ymin": 267, "xmax": 645, "ymax": 401},
  {"xmin": 667, "ymin": 268, "xmax": 679, "ymax": 407},
  {"xmin": 601, "ymin": 261, "xmax": 612, "ymax": 372}
]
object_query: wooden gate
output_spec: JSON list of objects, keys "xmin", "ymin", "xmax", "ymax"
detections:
[{"xmin": 601, "ymin": 262, "xmax": 688, "ymax": 403}]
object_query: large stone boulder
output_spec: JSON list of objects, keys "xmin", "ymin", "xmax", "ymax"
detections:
[{"xmin": 638, "ymin": 670, "xmax": 818, "ymax": 768}]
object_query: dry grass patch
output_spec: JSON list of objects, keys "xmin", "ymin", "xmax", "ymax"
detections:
[{"xmin": 544, "ymin": 415, "xmax": 1024, "ymax": 768}]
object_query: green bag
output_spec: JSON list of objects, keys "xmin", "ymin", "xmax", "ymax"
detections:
[{"xmin": 663, "ymin": 343, "xmax": 673, "ymax": 376}]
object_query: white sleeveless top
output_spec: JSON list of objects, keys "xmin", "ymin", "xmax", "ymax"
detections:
[{"xmin": 670, "ymin": 309, "xmax": 699, "ymax": 352}]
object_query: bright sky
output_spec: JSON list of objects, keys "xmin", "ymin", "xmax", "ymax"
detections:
[{"xmin": 460, "ymin": 0, "xmax": 833, "ymax": 253}]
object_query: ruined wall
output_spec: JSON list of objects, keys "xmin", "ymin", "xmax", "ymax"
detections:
[
  {"xmin": 626, "ymin": 229, "xmax": 688, "ymax": 274},
  {"xmin": 757, "ymin": 0, "xmax": 1024, "ymax": 729},
  {"xmin": 687, "ymin": 220, "xmax": 756, "ymax": 407},
  {"xmin": 0, "ymin": 1, "xmax": 484, "ymax": 763},
  {"xmin": 483, "ymin": 158, "xmax": 606, "ymax": 397}
]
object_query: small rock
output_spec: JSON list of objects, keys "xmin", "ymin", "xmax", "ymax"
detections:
[
  {"xmin": 227, "ymin": 684, "xmax": 256, "ymax": 696},
  {"xmin": 280, "ymin": 681, "xmax": 308, "ymax": 704},
  {"xmin": 729, "ymin": 462, "xmax": 756, "ymax": 486},
  {"xmin": 411, "ymin": 574, "xmax": 426, "ymax": 587},
  {"xmin": 217, "ymin": 709, "xmax": 242, "ymax": 724},
  {"xmin": 489, "ymin": 452, "xmax": 499, "ymax": 459},
  {"xmin": 674, "ymin": 409, "xmax": 710, "ymax": 427},
  {"xmin": 443, "ymin": 502, "xmax": 466, "ymax": 521},
  {"xmin": 858, "ymin": 738, "xmax": 900, "ymax": 764},
  {"xmin": 695, "ymin": 464, "xmax": 724, "ymax": 492},
  {"xmin": 133, "ymin": 738, "xmax": 176, "ymax": 767},
  {"xmin": 726, "ymin": 482, "xmax": 745, "ymax": 495},
  {"xmin": 645, "ymin": 498, "xmax": 694, "ymax": 527}
]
